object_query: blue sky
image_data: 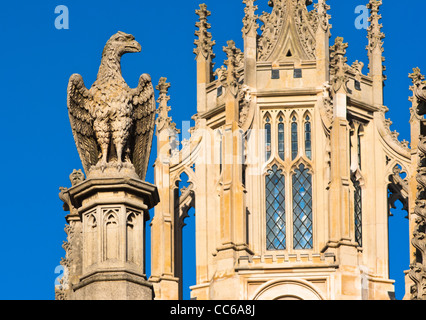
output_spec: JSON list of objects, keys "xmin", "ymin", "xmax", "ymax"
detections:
[{"xmin": 0, "ymin": 0, "xmax": 423, "ymax": 300}]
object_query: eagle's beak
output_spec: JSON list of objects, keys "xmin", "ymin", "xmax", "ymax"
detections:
[{"xmin": 126, "ymin": 40, "xmax": 141, "ymax": 53}]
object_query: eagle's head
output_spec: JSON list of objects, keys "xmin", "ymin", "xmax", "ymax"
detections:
[{"xmin": 104, "ymin": 31, "xmax": 142, "ymax": 57}]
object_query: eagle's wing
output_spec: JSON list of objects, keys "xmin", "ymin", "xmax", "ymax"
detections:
[
  {"xmin": 131, "ymin": 74, "xmax": 156, "ymax": 180},
  {"xmin": 67, "ymin": 74, "xmax": 99, "ymax": 174}
]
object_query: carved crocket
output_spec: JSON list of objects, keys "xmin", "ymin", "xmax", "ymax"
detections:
[{"xmin": 67, "ymin": 31, "xmax": 156, "ymax": 180}]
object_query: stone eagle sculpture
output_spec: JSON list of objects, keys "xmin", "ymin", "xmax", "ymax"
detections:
[{"xmin": 67, "ymin": 31, "xmax": 156, "ymax": 180}]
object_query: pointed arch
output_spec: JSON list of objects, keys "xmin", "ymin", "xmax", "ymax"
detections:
[
  {"xmin": 264, "ymin": 112, "xmax": 273, "ymax": 162},
  {"xmin": 290, "ymin": 113, "xmax": 299, "ymax": 161},
  {"xmin": 357, "ymin": 124, "xmax": 364, "ymax": 171},
  {"xmin": 303, "ymin": 112, "xmax": 313, "ymax": 160},
  {"xmin": 103, "ymin": 209, "xmax": 119, "ymax": 261},
  {"xmin": 277, "ymin": 112, "xmax": 285, "ymax": 161}
]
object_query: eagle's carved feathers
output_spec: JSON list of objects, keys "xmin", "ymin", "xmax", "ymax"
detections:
[{"xmin": 67, "ymin": 32, "xmax": 156, "ymax": 180}]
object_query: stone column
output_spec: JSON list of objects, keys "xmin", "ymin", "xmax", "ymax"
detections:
[
  {"xmin": 59, "ymin": 176, "xmax": 159, "ymax": 300},
  {"xmin": 149, "ymin": 78, "xmax": 180, "ymax": 299}
]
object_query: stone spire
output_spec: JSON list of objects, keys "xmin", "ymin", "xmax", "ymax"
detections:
[
  {"xmin": 155, "ymin": 77, "xmax": 180, "ymax": 158},
  {"xmin": 194, "ymin": 4, "xmax": 216, "ymax": 60},
  {"xmin": 194, "ymin": 3, "xmax": 215, "ymax": 113},
  {"xmin": 366, "ymin": 0, "xmax": 385, "ymax": 59},
  {"xmin": 155, "ymin": 77, "xmax": 178, "ymax": 134},
  {"xmin": 366, "ymin": 0, "xmax": 386, "ymax": 106}
]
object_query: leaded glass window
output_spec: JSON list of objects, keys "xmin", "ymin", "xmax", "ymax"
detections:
[
  {"xmin": 291, "ymin": 116, "xmax": 298, "ymax": 160},
  {"xmin": 305, "ymin": 116, "xmax": 312, "ymax": 160},
  {"xmin": 265, "ymin": 117, "xmax": 271, "ymax": 161},
  {"xmin": 292, "ymin": 164, "xmax": 313, "ymax": 250},
  {"xmin": 353, "ymin": 178, "xmax": 362, "ymax": 247},
  {"xmin": 266, "ymin": 165, "xmax": 286, "ymax": 250},
  {"xmin": 278, "ymin": 117, "xmax": 285, "ymax": 160}
]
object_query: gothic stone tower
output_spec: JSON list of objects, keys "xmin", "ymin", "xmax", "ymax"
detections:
[{"xmin": 150, "ymin": 0, "xmax": 412, "ymax": 300}]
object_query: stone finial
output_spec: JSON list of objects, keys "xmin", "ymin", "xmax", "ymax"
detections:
[
  {"xmin": 330, "ymin": 37, "xmax": 349, "ymax": 94},
  {"xmin": 410, "ymin": 67, "xmax": 425, "ymax": 87},
  {"xmin": 366, "ymin": 0, "xmax": 385, "ymax": 52},
  {"xmin": 194, "ymin": 4, "xmax": 216, "ymax": 60},
  {"xmin": 366, "ymin": 0, "xmax": 386, "ymax": 79},
  {"xmin": 351, "ymin": 60, "xmax": 365, "ymax": 82},
  {"xmin": 314, "ymin": 0, "xmax": 331, "ymax": 32},
  {"xmin": 155, "ymin": 77, "xmax": 179, "ymax": 135},
  {"xmin": 69, "ymin": 169, "xmax": 85, "ymax": 186},
  {"xmin": 242, "ymin": 0, "xmax": 259, "ymax": 35},
  {"xmin": 223, "ymin": 40, "xmax": 242, "ymax": 94}
]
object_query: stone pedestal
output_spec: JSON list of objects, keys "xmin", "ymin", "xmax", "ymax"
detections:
[{"xmin": 58, "ymin": 177, "xmax": 159, "ymax": 300}]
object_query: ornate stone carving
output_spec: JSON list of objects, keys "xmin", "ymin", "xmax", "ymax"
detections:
[
  {"xmin": 242, "ymin": 0, "xmax": 259, "ymax": 35},
  {"xmin": 366, "ymin": 0, "xmax": 384, "ymax": 54},
  {"xmin": 257, "ymin": 0, "xmax": 318, "ymax": 61},
  {"xmin": 314, "ymin": 0, "xmax": 331, "ymax": 33},
  {"xmin": 351, "ymin": 60, "xmax": 365, "ymax": 83},
  {"xmin": 410, "ymin": 67, "xmax": 426, "ymax": 115},
  {"xmin": 409, "ymin": 67, "xmax": 426, "ymax": 300},
  {"xmin": 223, "ymin": 40, "xmax": 242, "ymax": 96},
  {"xmin": 67, "ymin": 31, "xmax": 156, "ymax": 180},
  {"xmin": 69, "ymin": 169, "xmax": 85, "ymax": 186},
  {"xmin": 366, "ymin": 0, "xmax": 386, "ymax": 80},
  {"xmin": 388, "ymin": 165, "xmax": 409, "ymax": 214},
  {"xmin": 238, "ymin": 85, "xmax": 252, "ymax": 127},
  {"xmin": 155, "ymin": 77, "xmax": 179, "ymax": 135},
  {"xmin": 194, "ymin": 4, "xmax": 216, "ymax": 60},
  {"xmin": 329, "ymin": 37, "xmax": 349, "ymax": 95}
]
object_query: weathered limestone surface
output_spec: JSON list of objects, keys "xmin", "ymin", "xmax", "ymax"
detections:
[
  {"xmin": 57, "ymin": 32, "xmax": 159, "ymax": 300},
  {"xmin": 150, "ymin": 0, "xmax": 412, "ymax": 300}
]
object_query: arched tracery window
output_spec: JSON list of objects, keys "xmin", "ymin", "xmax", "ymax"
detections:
[
  {"xmin": 292, "ymin": 164, "xmax": 313, "ymax": 250},
  {"xmin": 291, "ymin": 116, "xmax": 298, "ymax": 160},
  {"xmin": 266, "ymin": 165, "xmax": 286, "ymax": 250},
  {"xmin": 278, "ymin": 116, "xmax": 285, "ymax": 160},
  {"xmin": 263, "ymin": 110, "xmax": 314, "ymax": 251},
  {"xmin": 265, "ymin": 116, "xmax": 272, "ymax": 161},
  {"xmin": 304, "ymin": 116, "xmax": 312, "ymax": 160}
]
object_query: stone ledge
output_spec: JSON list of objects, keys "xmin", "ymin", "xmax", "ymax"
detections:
[
  {"xmin": 73, "ymin": 269, "xmax": 152, "ymax": 291},
  {"xmin": 68, "ymin": 177, "xmax": 160, "ymax": 210},
  {"xmin": 237, "ymin": 252, "xmax": 337, "ymax": 269}
]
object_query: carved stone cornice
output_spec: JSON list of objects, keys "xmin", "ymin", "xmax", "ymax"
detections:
[
  {"xmin": 242, "ymin": 0, "xmax": 259, "ymax": 35},
  {"xmin": 194, "ymin": 4, "xmax": 216, "ymax": 60}
]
